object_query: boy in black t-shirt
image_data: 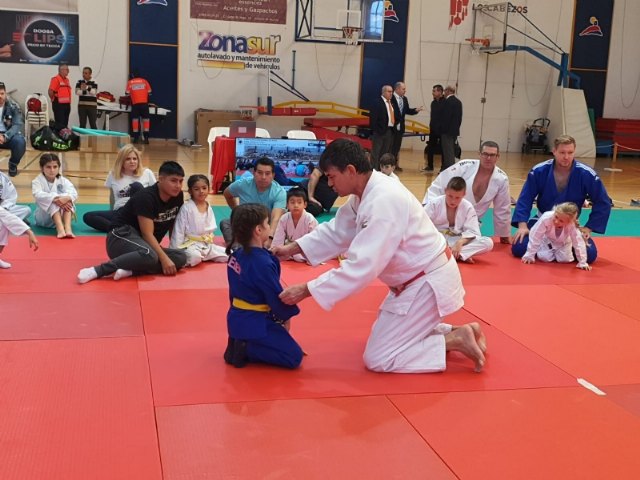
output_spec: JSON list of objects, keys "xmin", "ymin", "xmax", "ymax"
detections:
[{"xmin": 77, "ymin": 161, "xmax": 188, "ymax": 283}]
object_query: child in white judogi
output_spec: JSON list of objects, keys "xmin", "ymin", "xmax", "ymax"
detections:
[
  {"xmin": 0, "ymin": 207, "xmax": 39, "ymax": 268},
  {"xmin": 522, "ymin": 202, "xmax": 590, "ymax": 270},
  {"xmin": 31, "ymin": 153, "xmax": 78, "ymax": 238},
  {"xmin": 425, "ymin": 176, "xmax": 493, "ymax": 263},
  {"xmin": 170, "ymin": 174, "xmax": 228, "ymax": 267},
  {"xmin": 272, "ymin": 187, "xmax": 318, "ymax": 263},
  {"xmin": 0, "ymin": 172, "xmax": 31, "ymax": 221}
]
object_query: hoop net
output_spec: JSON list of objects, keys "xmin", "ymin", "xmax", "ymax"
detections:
[
  {"xmin": 466, "ymin": 37, "xmax": 491, "ymax": 55},
  {"xmin": 342, "ymin": 26, "xmax": 362, "ymax": 45}
]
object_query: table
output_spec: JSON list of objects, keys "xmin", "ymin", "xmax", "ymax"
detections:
[
  {"xmin": 97, "ymin": 101, "xmax": 171, "ymax": 130},
  {"xmin": 210, "ymin": 137, "xmax": 237, "ymax": 193}
]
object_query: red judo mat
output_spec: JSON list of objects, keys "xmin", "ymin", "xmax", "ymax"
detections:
[
  {"xmin": 389, "ymin": 388, "xmax": 640, "ymax": 480},
  {"xmin": 3, "ymin": 236, "xmax": 640, "ymax": 478},
  {"xmin": 0, "ymin": 337, "xmax": 162, "ymax": 480}
]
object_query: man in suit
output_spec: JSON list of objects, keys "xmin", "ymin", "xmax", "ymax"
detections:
[
  {"xmin": 390, "ymin": 82, "xmax": 423, "ymax": 172},
  {"xmin": 369, "ymin": 85, "xmax": 396, "ymax": 170},
  {"xmin": 422, "ymin": 84, "xmax": 445, "ymax": 173},
  {"xmin": 440, "ymin": 85, "xmax": 463, "ymax": 171}
]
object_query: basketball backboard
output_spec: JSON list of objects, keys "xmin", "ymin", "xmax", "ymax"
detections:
[
  {"xmin": 295, "ymin": 0, "xmax": 386, "ymax": 44},
  {"xmin": 470, "ymin": 2, "xmax": 510, "ymax": 52}
]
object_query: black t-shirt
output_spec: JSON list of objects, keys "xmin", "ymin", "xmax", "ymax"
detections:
[{"xmin": 111, "ymin": 183, "xmax": 183, "ymax": 242}]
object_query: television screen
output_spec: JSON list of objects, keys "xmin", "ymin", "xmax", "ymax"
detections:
[{"xmin": 235, "ymin": 138, "xmax": 326, "ymax": 186}]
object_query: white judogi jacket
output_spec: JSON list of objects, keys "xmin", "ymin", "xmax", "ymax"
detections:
[
  {"xmin": 0, "ymin": 206, "xmax": 29, "ymax": 245},
  {"xmin": 0, "ymin": 172, "xmax": 30, "ymax": 220},
  {"xmin": 31, "ymin": 173, "xmax": 78, "ymax": 226},
  {"xmin": 170, "ymin": 199, "xmax": 227, "ymax": 265},
  {"xmin": 272, "ymin": 210, "xmax": 318, "ymax": 262},
  {"xmin": 425, "ymin": 196, "xmax": 481, "ymax": 239},
  {"xmin": 170, "ymin": 199, "xmax": 217, "ymax": 248},
  {"xmin": 423, "ymin": 159, "xmax": 511, "ymax": 237},
  {"xmin": 298, "ymin": 171, "xmax": 464, "ymax": 315},
  {"xmin": 523, "ymin": 210, "xmax": 588, "ymax": 267}
]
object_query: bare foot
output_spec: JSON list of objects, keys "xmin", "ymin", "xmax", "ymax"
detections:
[
  {"xmin": 65, "ymin": 231, "xmax": 75, "ymax": 238},
  {"xmin": 445, "ymin": 325, "xmax": 485, "ymax": 372},
  {"xmin": 463, "ymin": 256, "xmax": 475, "ymax": 264},
  {"xmin": 453, "ymin": 322, "xmax": 487, "ymax": 353},
  {"xmin": 56, "ymin": 231, "xmax": 66, "ymax": 239}
]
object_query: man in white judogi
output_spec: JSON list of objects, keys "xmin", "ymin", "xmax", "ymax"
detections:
[
  {"xmin": 425, "ymin": 176, "xmax": 493, "ymax": 263},
  {"xmin": 423, "ymin": 140, "xmax": 511, "ymax": 243},
  {"xmin": 0, "ymin": 171, "xmax": 30, "ymax": 221},
  {"xmin": 273, "ymin": 138, "xmax": 486, "ymax": 373},
  {"xmin": 0, "ymin": 207, "xmax": 38, "ymax": 268}
]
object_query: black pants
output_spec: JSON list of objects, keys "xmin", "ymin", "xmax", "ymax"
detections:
[
  {"xmin": 52, "ymin": 101, "xmax": 71, "ymax": 129},
  {"xmin": 94, "ymin": 225, "xmax": 187, "ymax": 278},
  {"xmin": 371, "ymin": 129, "xmax": 394, "ymax": 170},
  {"xmin": 83, "ymin": 210, "xmax": 115, "ymax": 233},
  {"xmin": 78, "ymin": 105, "xmax": 97, "ymax": 129},
  {"xmin": 425, "ymin": 134, "xmax": 441, "ymax": 169}
]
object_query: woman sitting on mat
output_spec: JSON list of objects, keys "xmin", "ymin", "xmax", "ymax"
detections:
[
  {"xmin": 224, "ymin": 203, "xmax": 303, "ymax": 369},
  {"xmin": 32, "ymin": 153, "xmax": 78, "ymax": 239},
  {"xmin": 521, "ymin": 202, "xmax": 591, "ymax": 270},
  {"xmin": 170, "ymin": 174, "xmax": 227, "ymax": 266},
  {"xmin": 83, "ymin": 144, "xmax": 156, "ymax": 233}
]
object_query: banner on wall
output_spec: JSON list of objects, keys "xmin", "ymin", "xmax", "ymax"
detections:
[
  {"xmin": 196, "ymin": 30, "xmax": 282, "ymax": 70},
  {"xmin": 190, "ymin": 0, "xmax": 286, "ymax": 24},
  {"xmin": 0, "ymin": 1, "xmax": 78, "ymax": 11},
  {"xmin": 0, "ymin": 10, "xmax": 79, "ymax": 65}
]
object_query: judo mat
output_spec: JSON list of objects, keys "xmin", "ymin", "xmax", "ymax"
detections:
[{"xmin": 2, "ymin": 235, "xmax": 640, "ymax": 479}]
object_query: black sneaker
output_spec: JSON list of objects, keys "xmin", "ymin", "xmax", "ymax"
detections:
[
  {"xmin": 143, "ymin": 137, "xmax": 150, "ymax": 145},
  {"xmin": 8, "ymin": 164, "xmax": 18, "ymax": 177},
  {"xmin": 133, "ymin": 136, "xmax": 141, "ymax": 144}
]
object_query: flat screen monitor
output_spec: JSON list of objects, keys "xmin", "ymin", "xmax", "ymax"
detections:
[{"xmin": 235, "ymin": 138, "xmax": 326, "ymax": 186}]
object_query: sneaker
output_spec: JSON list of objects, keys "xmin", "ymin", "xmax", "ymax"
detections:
[
  {"xmin": 143, "ymin": 137, "xmax": 150, "ymax": 145},
  {"xmin": 8, "ymin": 164, "xmax": 17, "ymax": 177},
  {"xmin": 631, "ymin": 198, "xmax": 640, "ymax": 207},
  {"xmin": 420, "ymin": 166, "xmax": 434, "ymax": 173},
  {"xmin": 133, "ymin": 136, "xmax": 141, "ymax": 144}
]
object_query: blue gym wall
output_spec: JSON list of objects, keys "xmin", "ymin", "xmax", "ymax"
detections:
[
  {"xmin": 129, "ymin": 0, "xmax": 178, "ymax": 139},
  {"xmin": 570, "ymin": 0, "xmax": 614, "ymax": 118},
  {"xmin": 358, "ymin": 0, "xmax": 409, "ymax": 112}
]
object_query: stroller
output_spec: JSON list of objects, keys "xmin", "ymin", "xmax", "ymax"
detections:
[{"xmin": 522, "ymin": 118, "xmax": 550, "ymax": 154}]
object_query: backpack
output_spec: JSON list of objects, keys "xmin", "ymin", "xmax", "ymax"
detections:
[
  {"xmin": 30, "ymin": 125, "xmax": 79, "ymax": 151},
  {"xmin": 27, "ymin": 97, "xmax": 42, "ymax": 113}
]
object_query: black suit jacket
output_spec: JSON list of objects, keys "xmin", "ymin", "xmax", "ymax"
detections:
[
  {"xmin": 391, "ymin": 95, "xmax": 419, "ymax": 134},
  {"xmin": 441, "ymin": 94, "xmax": 463, "ymax": 136},
  {"xmin": 429, "ymin": 97, "xmax": 445, "ymax": 135},
  {"xmin": 369, "ymin": 97, "xmax": 396, "ymax": 136}
]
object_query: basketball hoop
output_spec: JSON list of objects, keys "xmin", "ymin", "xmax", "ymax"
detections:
[
  {"xmin": 466, "ymin": 37, "xmax": 491, "ymax": 55},
  {"xmin": 342, "ymin": 26, "xmax": 362, "ymax": 45}
]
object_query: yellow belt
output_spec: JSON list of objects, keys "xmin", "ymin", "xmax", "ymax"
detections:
[
  {"xmin": 178, "ymin": 233, "xmax": 216, "ymax": 249},
  {"xmin": 232, "ymin": 298, "xmax": 270, "ymax": 312}
]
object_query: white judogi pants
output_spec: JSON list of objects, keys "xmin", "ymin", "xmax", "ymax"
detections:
[
  {"xmin": 184, "ymin": 242, "xmax": 228, "ymax": 267},
  {"xmin": 444, "ymin": 234, "xmax": 493, "ymax": 261},
  {"xmin": 535, "ymin": 240, "xmax": 574, "ymax": 263}
]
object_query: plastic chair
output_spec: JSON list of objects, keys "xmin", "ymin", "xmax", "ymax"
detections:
[
  {"xmin": 255, "ymin": 128, "xmax": 271, "ymax": 138},
  {"xmin": 207, "ymin": 127, "xmax": 231, "ymax": 182},
  {"xmin": 24, "ymin": 93, "xmax": 50, "ymax": 138},
  {"xmin": 286, "ymin": 129, "xmax": 317, "ymax": 139}
]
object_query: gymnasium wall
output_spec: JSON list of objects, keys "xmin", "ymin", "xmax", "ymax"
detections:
[{"xmin": 2, "ymin": 1, "xmax": 639, "ymax": 151}]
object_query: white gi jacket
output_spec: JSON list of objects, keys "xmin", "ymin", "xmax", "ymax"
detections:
[
  {"xmin": 272, "ymin": 211, "xmax": 318, "ymax": 263},
  {"xmin": 523, "ymin": 210, "xmax": 588, "ymax": 267},
  {"xmin": 0, "ymin": 206, "xmax": 30, "ymax": 245},
  {"xmin": 423, "ymin": 159, "xmax": 511, "ymax": 237},
  {"xmin": 31, "ymin": 173, "xmax": 78, "ymax": 227},
  {"xmin": 298, "ymin": 171, "xmax": 464, "ymax": 316},
  {"xmin": 0, "ymin": 172, "xmax": 31, "ymax": 220},
  {"xmin": 170, "ymin": 199, "xmax": 227, "ymax": 265},
  {"xmin": 425, "ymin": 196, "xmax": 481, "ymax": 238}
]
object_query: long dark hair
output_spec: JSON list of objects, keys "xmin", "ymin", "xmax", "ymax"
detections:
[{"xmin": 226, "ymin": 203, "xmax": 269, "ymax": 255}]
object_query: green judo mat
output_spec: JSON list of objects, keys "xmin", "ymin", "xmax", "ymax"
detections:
[{"xmin": 23, "ymin": 204, "xmax": 640, "ymax": 238}]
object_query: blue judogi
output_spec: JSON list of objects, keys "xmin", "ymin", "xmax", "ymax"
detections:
[
  {"xmin": 226, "ymin": 247, "xmax": 302, "ymax": 368},
  {"xmin": 511, "ymin": 159, "xmax": 611, "ymax": 263}
]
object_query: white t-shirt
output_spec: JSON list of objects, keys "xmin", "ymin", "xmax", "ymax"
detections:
[{"xmin": 105, "ymin": 168, "xmax": 156, "ymax": 210}]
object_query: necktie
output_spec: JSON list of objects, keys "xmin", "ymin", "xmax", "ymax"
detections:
[
  {"xmin": 398, "ymin": 96, "xmax": 404, "ymax": 114},
  {"xmin": 387, "ymin": 99, "xmax": 395, "ymax": 124}
]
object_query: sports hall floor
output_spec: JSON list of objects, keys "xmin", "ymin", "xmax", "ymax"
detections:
[{"xmin": 2, "ymin": 143, "xmax": 640, "ymax": 479}]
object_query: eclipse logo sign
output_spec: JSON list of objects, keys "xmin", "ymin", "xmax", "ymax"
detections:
[{"xmin": 22, "ymin": 20, "xmax": 65, "ymax": 58}]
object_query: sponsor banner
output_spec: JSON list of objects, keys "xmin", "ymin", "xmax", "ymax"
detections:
[
  {"xmin": 196, "ymin": 30, "xmax": 282, "ymax": 70},
  {"xmin": 190, "ymin": 0, "xmax": 286, "ymax": 24},
  {"xmin": 0, "ymin": 1, "xmax": 78, "ymax": 11},
  {"xmin": 0, "ymin": 10, "xmax": 79, "ymax": 64}
]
